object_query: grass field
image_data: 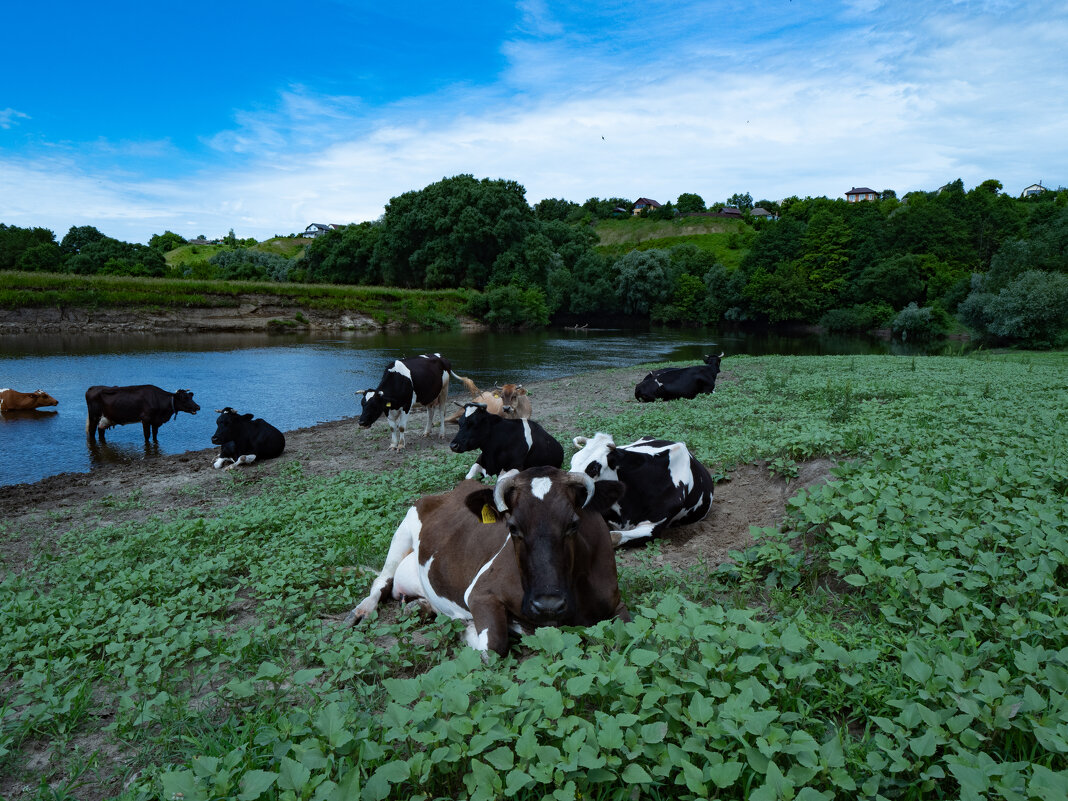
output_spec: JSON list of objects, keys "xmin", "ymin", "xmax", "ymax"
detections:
[
  {"xmin": 594, "ymin": 217, "xmax": 754, "ymax": 269},
  {"xmin": 163, "ymin": 238, "xmax": 309, "ymax": 268},
  {"xmin": 0, "ymin": 271, "xmax": 467, "ymax": 325},
  {"xmin": 2, "ymin": 352, "xmax": 1067, "ymax": 800}
]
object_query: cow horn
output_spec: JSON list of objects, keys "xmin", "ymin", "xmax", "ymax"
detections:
[
  {"xmin": 493, "ymin": 469, "xmax": 521, "ymax": 512},
  {"xmin": 493, "ymin": 382, "xmax": 503, "ymax": 390},
  {"xmin": 563, "ymin": 471, "xmax": 597, "ymax": 508}
]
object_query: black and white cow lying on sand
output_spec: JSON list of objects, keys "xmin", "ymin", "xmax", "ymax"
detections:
[
  {"xmin": 449, "ymin": 402, "xmax": 564, "ymax": 480},
  {"xmin": 358, "ymin": 353, "xmax": 475, "ymax": 449},
  {"xmin": 634, "ymin": 352, "xmax": 724, "ymax": 402},
  {"xmin": 344, "ymin": 466, "xmax": 630, "ymax": 655},
  {"xmin": 211, "ymin": 407, "xmax": 285, "ymax": 469},
  {"xmin": 570, "ymin": 432, "xmax": 715, "ymax": 546}
]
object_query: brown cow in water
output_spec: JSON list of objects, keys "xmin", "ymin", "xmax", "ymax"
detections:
[
  {"xmin": 85, "ymin": 384, "xmax": 200, "ymax": 442},
  {"xmin": 345, "ymin": 466, "xmax": 629, "ymax": 655},
  {"xmin": 0, "ymin": 388, "xmax": 58, "ymax": 412}
]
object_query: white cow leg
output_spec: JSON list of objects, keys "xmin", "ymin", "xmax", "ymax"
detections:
[
  {"xmin": 345, "ymin": 506, "xmax": 421, "ymax": 625},
  {"xmin": 465, "ymin": 462, "xmax": 487, "ymax": 480},
  {"xmin": 613, "ymin": 522, "xmax": 658, "ymax": 546}
]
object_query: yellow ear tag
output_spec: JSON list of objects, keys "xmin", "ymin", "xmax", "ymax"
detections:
[
  {"xmin": 481, "ymin": 504, "xmax": 498, "ymax": 524},
  {"xmin": 385, "ymin": 402, "xmax": 391, "ymax": 408}
]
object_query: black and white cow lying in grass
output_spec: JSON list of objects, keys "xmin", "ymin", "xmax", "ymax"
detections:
[
  {"xmin": 211, "ymin": 407, "xmax": 285, "ymax": 469},
  {"xmin": 569, "ymin": 432, "xmax": 715, "ymax": 546}
]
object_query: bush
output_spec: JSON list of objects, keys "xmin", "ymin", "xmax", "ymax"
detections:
[
  {"xmin": 890, "ymin": 302, "xmax": 948, "ymax": 341},
  {"xmin": 483, "ymin": 284, "xmax": 550, "ymax": 328},
  {"xmin": 959, "ymin": 269, "xmax": 1068, "ymax": 347},
  {"xmin": 819, "ymin": 302, "xmax": 894, "ymax": 332}
]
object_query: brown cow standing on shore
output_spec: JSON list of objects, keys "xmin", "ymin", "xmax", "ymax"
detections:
[
  {"xmin": 85, "ymin": 385, "xmax": 200, "ymax": 442},
  {"xmin": 0, "ymin": 388, "xmax": 58, "ymax": 412}
]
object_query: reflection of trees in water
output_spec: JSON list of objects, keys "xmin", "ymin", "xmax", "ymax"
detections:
[{"xmin": 87, "ymin": 440, "xmax": 160, "ymax": 467}]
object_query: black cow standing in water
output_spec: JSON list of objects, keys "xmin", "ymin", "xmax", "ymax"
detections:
[{"xmin": 85, "ymin": 384, "xmax": 200, "ymax": 442}]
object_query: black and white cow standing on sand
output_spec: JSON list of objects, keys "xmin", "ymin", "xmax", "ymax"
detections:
[
  {"xmin": 211, "ymin": 407, "xmax": 286, "ymax": 469},
  {"xmin": 449, "ymin": 402, "xmax": 564, "ymax": 480},
  {"xmin": 570, "ymin": 432, "xmax": 715, "ymax": 546},
  {"xmin": 358, "ymin": 353, "xmax": 475, "ymax": 450}
]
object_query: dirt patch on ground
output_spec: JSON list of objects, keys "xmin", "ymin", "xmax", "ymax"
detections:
[{"xmin": 1, "ymin": 365, "xmax": 835, "ymax": 582}]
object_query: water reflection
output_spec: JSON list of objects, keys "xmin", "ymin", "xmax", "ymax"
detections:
[
  {"xmin": 87, "ymin": 440, "xmax": 162, "ymax": 468},
  {"xmin": 0, "ymin": 409, "xmax": 59, "ymax": 421}
]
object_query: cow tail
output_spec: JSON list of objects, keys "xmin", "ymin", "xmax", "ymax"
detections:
[{"xmin": 453, "ymin": 373, "xmax": 478, "ymax": 396}]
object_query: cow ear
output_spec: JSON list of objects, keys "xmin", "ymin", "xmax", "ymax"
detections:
[
  {"xmin": 605, "ymin": 446, "xmax": 622, "ymax": 470},
  {"xmin": 587, "ymin": 480, "xmax": 625, "ymax": 513},
  {"xmin": 242, "ymin": 413, "xmax": 253, "ymax": 421},
  {"xmin": 464, "ymin": 488, "xmax": 498, "ymax": 522}
]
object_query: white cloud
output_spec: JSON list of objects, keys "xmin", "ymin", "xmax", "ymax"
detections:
[
  {"xmin": 0, "ymin": 108, "xmax": 30, "ymax": 129},
  {"xmin": 4, "ymin": 1, "xmax": 1066, "ymax": 243}
]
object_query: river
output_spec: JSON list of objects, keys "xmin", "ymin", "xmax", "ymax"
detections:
[{"xmin": 1, "ymin": 327, "xmax": 918, "ymax": 486}]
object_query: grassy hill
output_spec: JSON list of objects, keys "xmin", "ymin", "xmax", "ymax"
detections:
[
  {"xmin": 594, "ymin": 216, "xmax": 755, "ymax": 270},
  {"xmin": 164, "ymin": 237, "xmax": 309, "ymax": 268}
]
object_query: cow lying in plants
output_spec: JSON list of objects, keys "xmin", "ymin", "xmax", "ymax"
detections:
[
  {"xmin": 210, "ymin": 407, "xmax": 285, "ymax": 469},
  {"xmin": 344, "ymin": 466, "xmax": 630, "ymax": 655},
  {"xmin": 570, "ymin": 432, "xmax": 715, "ymax": 546}
]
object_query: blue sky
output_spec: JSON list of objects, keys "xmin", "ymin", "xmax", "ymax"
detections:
[{"xmin": 2, "ymin": 0, "xmax": 1066, "ymax": 244}]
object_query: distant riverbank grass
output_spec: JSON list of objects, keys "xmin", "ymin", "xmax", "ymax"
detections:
[
  {"xmin": 3, "ymin": 353, "xmax": 1067, "ymax": 799},
  {"xmin": 0, "ymin": 270, "xmax": 468, "ymax": 319}
]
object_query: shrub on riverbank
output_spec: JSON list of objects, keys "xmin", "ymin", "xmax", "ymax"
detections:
[{"xmin": 2, "ymin": 352, "xmax": 1066, "ymax": 799}]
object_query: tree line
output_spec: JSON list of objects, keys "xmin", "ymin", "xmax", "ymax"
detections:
[{"xmin": 2, "ymin": 175, "xmax": 1066, "ymax": 346}]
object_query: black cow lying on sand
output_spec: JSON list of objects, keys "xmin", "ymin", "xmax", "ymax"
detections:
[{"xmin": 211, "ymin": 407, "xmax": 286, "ymax": 469}]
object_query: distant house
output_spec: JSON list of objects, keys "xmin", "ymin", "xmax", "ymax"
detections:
[
  {"xmin": 845, "ymin": 187, "xmax": 878, "ymax": 202},
  {"xmin": 632, "ymin": 198, "xmax": 662, "ymax": 215},
  {"xmin": 1021, "ymin": 183, "xmax": 1048, "ymax": 197},
  {"xmin": 303, "ymin": 223, "xmax": 341, "ymax": 238},
  {"xmin": 717, "ymin": 206, "xmax": 744, "ymax": 218},
  {"xmin": 750, "ymin": 207, "xmax": 777, "ymax": 220}
]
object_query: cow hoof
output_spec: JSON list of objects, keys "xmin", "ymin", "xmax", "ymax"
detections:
[
  {"xmin": 402, "ymin": 598, "xmax": 433, "ymax": 618},
  {"xmin": 343, "ymin": 608, "xmax": 368, "ymax": 627},
  {"xmin": 610, "ymin": 530, "xmax": 624, "ymax": 548}
]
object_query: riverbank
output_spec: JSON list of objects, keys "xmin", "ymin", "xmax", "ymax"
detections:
[{"xmin": 1, "ymin": 364, "xmax": 809, "ymax": 585}]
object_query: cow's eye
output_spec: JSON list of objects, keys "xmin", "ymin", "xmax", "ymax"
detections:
[
  {"xmin": 585, "ymin": 462, "xmax": 601, "ymax": 478},
  {"xmin": 508, "ymin": 522, "xmax": 523, "ymax": 539}
]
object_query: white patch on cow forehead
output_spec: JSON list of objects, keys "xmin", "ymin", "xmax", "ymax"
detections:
[
  {"xmin": 531, "ymin": 476, "xmax": 553, "ymax": 499},
  {"xmin": 464, "ymin": 405, "xmax": 479, "ymax": 417},
  {"xmin": 522, "ymin": 420, "xmax": 533, "ymax": 449},
  {"xmin": 364, "ymin": 391, "xmax": 376, "ymax": 401},
  {"xmin": 569, "ymin": 432, "xmax": 615, "ymax": 473},
  {"xmin": 389, "ymin": 360, "xmax": 412, "ymax": 379}
]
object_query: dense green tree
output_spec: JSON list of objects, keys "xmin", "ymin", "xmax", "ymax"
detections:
[
  {"xmin": 149, "ymin": 231, "xmax": 187, "ymax": 252},
  {"xmin": 533, "ymin": 197, "xmax": 580, "ymax": 222},
  {"xmin": 581, "ymin": 197, "xmax": 632, "ymax": 219},
  {"xmin": 0, "ymin": 224, "xmax": 58, "ymax": 270},
  {"xmin": 374, "ymin": 175, "xmax": 537, "ymax": 289},
  {"xmin": 304, "ymin": 222, "xmax": 381, "ymax": 284},
  {"xmin": 615, "ymin": 249, "xmax": 672, "ymax": 315},
  {"xmin": 675, "ymin": 193, "xmax": 706, "ymax": 214},
  {"xmin": 16, "ymin": 241, "xmax": 63, "ymax": 272},
  {"xmin": 60, "ymin": 225, "xmax": 106, "ymax": 255},
  {"xmin": 727, "ymin": 192, "xmax": 753, "ymax": 212}
]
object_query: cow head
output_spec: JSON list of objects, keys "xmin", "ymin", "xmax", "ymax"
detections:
[
  {"xmin": 494, "ymin": 383, "xmax": 527, "ymax": 414},
  {"xmin": 357, "ymin": 390, "xmax": 388, "ymax": 427},
  {"xmin": 466, "ymin": 466, "xmax": 624, "ymax": 623},
  {"xmin": 449, "ymin": 403, "xmax": 492, "ymax": 452},
  {"xmin": 633, "ymin": 375, "xmax": 661, "ymax": 403},
  {"xmin": 174, "ymin": 389, "xmax": 200, "ymax": 415},
  {"xmin": 211, "ymin": 408, "xmax": 252, "ymax": 445},
  {"xmin": 703, "ymin": 352, "xmax": 725, "ymax": 370},
  {"xmin": 31, "ymin": 390, "xmax": 59, "ymax": 407}
]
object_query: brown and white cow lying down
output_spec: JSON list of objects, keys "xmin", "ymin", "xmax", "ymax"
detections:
[
  {"xmin": 0, "ymin": 388, "xmax": 58, "ymax": 412},
  {"xmin": 345, "ymin": 466, "xmax": 630, "ymax": 655},
  {"xmin": 445, "ymin": 382, "xmax": 532, "ymax": 425}
]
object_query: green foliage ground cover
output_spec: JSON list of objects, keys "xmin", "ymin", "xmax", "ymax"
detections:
[{"xmin": 2, "ymin": 354, "xmax": 1066, "ymax": 800}]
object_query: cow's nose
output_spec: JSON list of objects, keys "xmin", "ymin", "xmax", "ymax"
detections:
[
  {"xmin": 449, "ymin": 441, "xmax": 460, "ymax": 451},
  {"xmin": 530, "ymin": 594, "xmax": 566, "ymax": 617}
]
